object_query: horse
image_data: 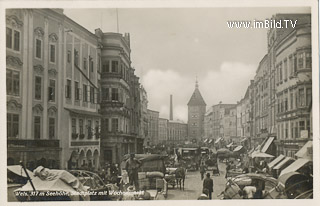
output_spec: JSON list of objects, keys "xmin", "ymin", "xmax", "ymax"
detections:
[{"xmin": 175, "ymin": 167, "xmax": 186, "ymax": 190}]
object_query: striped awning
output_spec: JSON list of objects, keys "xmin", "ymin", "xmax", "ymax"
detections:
[
  {"xmin": 208, "ymin": 139, "xmax": 213, "ymax": 144},
  {"xmin": 240, "ymin": 138, "xmax": 248, "ymax": 143},
  {"xmin": 261, "ymin": 137, "xmax": 275, "ymax": 153},
  {"xmin": 215, "ymin": 137, "xmax": 222, "ymax": 144},
  {"xmin": 268, "ymin": 154, "xmax": 285, "ymax": 169},
  {"xmin": 233, "ymin": 145, "xmax": 243, "ymax": 152},
  {"xmin": 203, "ymin": 139, "xmax": 208, "ymax": 143},
  {"xmin": 273, "ymin": 157, "xmax": 294, "ymax": 170},
  {"xmin": 226, "ymin": 142, "xmax": 233, "ymax": 148},
  {"xmin": 280, "ymin": 158, "xmax": 312, "ymax": 176}
]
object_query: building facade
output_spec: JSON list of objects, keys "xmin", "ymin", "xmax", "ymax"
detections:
[
  {"xmin": 187, "ymin": 80, "xmax": 206, "ymax": 142},
  {"xmin": 158, "ymin": 118, "xmax": 168, "ymax": 144},
  {"xmin": 167, "ymin": 120, "xmax": 188, "ymax": 145},
  {"xmin": 146, "ymin": 109, "xmax": 159, "ymax": 146},
  {"xmin": 272, "ymin": 14, "xmax": 312, "ymax": 157},
  {"xmin": 95, "ymin": 30, "xmax": 143, "ymax": 164},
  {"xmin": 6, "ymin": 9, "xmax": 101, "ymax": 171}
]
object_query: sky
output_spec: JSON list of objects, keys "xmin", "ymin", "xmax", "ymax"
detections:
[{"xmin": 64, "ymin": 7, "xmax": 310, "ymax": 122}]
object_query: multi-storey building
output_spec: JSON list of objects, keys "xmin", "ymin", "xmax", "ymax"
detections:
[
  {"xmin": 223, "ymin": 106, "xmax": 237, "ymax": 143},
  {"xmin": 187, "ymin": 80, "xmax": 206, "ymax": 142},
  {"xmin": 6, "ymin": 9, "xmax": 101, "ymax": 171},
  {"xmin": 139, "ymin": 85, "xmax": 148, "ymax": 153},
  {"xmin": 167, "ymin": 120, "xmax": 188, "ymax": 145},
  {"xmin": 272, "ymin": 14, "xmax": 312, "ymax": 157},
  {"xmin": 95, "ymin": 30, "xmax": 143, "ymax": 164},
  {"xmin": 253, "ymin": 55, "xmax": 270, "ymax": 145},
  {"xmin": 146, "ymin": 109, "xmax": 159, "ymax": 146},
  {"xmin": 204, "ymin": 107, "xmax": 214, "ymax": 140},
  {"xmin": 158, "ymin": 118, "xmax": 168, "ymax": 144}
]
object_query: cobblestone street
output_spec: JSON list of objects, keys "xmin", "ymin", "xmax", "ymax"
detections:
[{"xmin": 167, "ymin": 162, "xmax": 227, "ymax": 200}]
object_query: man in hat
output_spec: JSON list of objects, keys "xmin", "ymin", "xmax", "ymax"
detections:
[
  {"xmin": 203, "ymin": 173, "xmax": 214, "ymax": 199},
  {"xmin": 125, "ymin": 153, "xmax": 142, "ymax": 190}
]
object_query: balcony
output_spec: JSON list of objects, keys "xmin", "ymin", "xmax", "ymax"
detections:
[
  {"xmin": 101, "ymin": 100, "xmax": 124, "ymax": 108},
  {"xmin": 7, "ymin": 139, "xmax": 60, "ymax": 148},
  {"xmin": 101, "ymin": 72, "xmax": 122, "ymax": 79}
]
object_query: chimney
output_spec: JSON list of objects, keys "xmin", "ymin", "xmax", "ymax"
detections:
[{"xmin": 170, "ymin": 95, "xmax": 173, "ymax": 120}]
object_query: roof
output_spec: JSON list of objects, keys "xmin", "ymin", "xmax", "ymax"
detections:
[
  {"xmin": 268, "ymin": 154, "xmax": 285, "ymax": 169},
  {"xmin": 187, "ymin": 87, "xmax": 206, "ymax": 106},
  {"xmin": 280, "ymin": 158, "xmax": 312, "ymax": 177},
  {"xmin": 295, "ymin": 141, "xmax": 312, "ymax": 160}
]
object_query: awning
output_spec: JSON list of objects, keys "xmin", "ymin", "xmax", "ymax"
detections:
[
  {"xmin": 255, "ymin": 145, "xmax": 261, "ymax": 151},
  {"xmin": 268, "ymin": 154, "xmax": 285, "ymax": 169},
  {"xmin": 215, "ymin": 137, "xmax": 222, "ymax": 144},
  {"xmin": 226, "ymin": 142, "xmax": 233, "ymax": 148},
  {"xmin": 208, "ymin": 139, "xmax": 213, "ymax": 144},
  {"xmin": 203, "ymin": 139, "xmax": 208, "ymax": 143},
  {"xmin": 233, "ymin": 145, "xmax": 243, "ymax": 152},
  {"xmin": 240, "ymin": 138, "xmax": 248, "ymax": 143},
  {"xmin": 261, "ymin": 137, "xmax": 275, "ymax": 153},
  {"xmin": 280, "ymin": 158, "xmax": 312, "ymax": 176},
  {"xmin": 251, "ymin": 151, "xmax": 274, "ymax": 158},
  {"xmin": 248, "ymin": 147, "xmax": 255, "ymax": 154},
  {"xmin": 295, "ymin": 141, "xmax": 313, "ymax": 160},
  {"xmin": 273, "ymin": 157, "xmax": 294, "ymax": 170}
]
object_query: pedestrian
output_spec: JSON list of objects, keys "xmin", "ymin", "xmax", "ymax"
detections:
[
  {"xmin": 200, "ymin": 162, "xmax": 206, "ymax": 180},
  {"xmin": 225, "ymin": 162, "xmax": 230, "ymax": 179},
  {"xmin": 197, "ymin": 188, "xmax": 210, "ymax": 200},
  {"xmin": 125, "ymin": 153, "xmax": 142, "ymax": 190},
  {"xmin": 203, "ymin": 173, "xmax": 214, "ymax": 199}
]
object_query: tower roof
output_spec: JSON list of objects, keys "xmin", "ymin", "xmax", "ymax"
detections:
[{"xmin": 187, "ymin": 80, "xmax": 206, "ymax": 106}]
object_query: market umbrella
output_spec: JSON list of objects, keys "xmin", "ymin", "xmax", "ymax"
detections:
[
  {"xmin": 251, "ymin": 151, "xmax": 274, "ymax": 158},
  {"xmin": 7, "ymin": 165, "xmax": 34, "ymax": 178},
  {"xmin": 217, "ymin": 148, "xmax": 232, "ymax": 154}
]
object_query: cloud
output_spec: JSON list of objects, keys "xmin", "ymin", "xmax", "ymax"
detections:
[{"xmin": 141, "ymin": 62, "xmax": 256, "ymax": 122}]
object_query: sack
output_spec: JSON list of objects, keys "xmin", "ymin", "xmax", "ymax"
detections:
[{"xmin": 146, "ymin": 171, "xmax": 164, "ymax": 178}]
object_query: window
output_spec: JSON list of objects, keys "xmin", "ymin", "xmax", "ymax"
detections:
[
  {"xmin": 48, "ymin": 79, "xmax": 55, "ymax": 101},
  {"xmin": 7, "ymin": 113, "xmax": 19, "ymax": 138},
  {"xmin": 299, "ymin": 121, "xmax": 305, "ymax": 132},
  {"xmin": 66, "ymin": 79, "xmax": 71, "ymax": 99},
  {"xmin": 83, "ymin": 58, "xmax": 87, "ymax": 70},
  {"xmin": 306, "ymin": 88, "xmax": 312, "ymax": 106},
  {"xmin": 50, "ymin": 44, "xmax": 56, "ymax": 63},
  {"xmin": 306, "ymin": 52, "xmax": 312, "ymax": 69},
  {"xmin": 111, "ymin": 88, "xmax": 119, "ymax": 101},
  {"xmin": 90, "ymin": 87, "xmax": 95, "ymax": 103},
  {"xmin": 298, "ymin": 88, "xmax": 305, "ymax": 107},
  {"xmin": 35, "ymin": 76, "xmax": 42, "ymax": 100},
  {"xmin": 83, "ymin": 85, "xmax": 88, "ymax": 102},
  {"xmin": 298, "ymin": 53, "xmax": 304, "ymax": 69},
  {"xmin": 6, "ymin": 27, "xmax": 20, "ymax": 51},
  {"xmin": 103, "ymin": 61, "xmax": 109, "ymax": 73},
  {"xmin": 87, "ymin": 120, "xmax": 92, "ymax": 138},
  {"xmin": 289, "ymin": 56, "xmax": 293, "ymax": 76},
  {"xmin": 67, "ymin": 50, "xmax": 71, "ymax": 63},
  {"xmin": 74, "ymin": 49, "xmax": 79, "ymax": 66},
  {"xmin": 72, "ymin": 118, "xmax": 76, "ymax": 134},
  {"xmin": 112, "ymin": 118, "xmax": 118, "ymax": 132},
  {"xmin": 112, "ymin": 61, "xmax": 118, "ymax": 73},
  {"xmin": 290, "ymin": 92, "xmax": 294, "ymax": 110},
  {"xmin": 279, "ymin": 63, "xmax": 283, "ymax": 81},
  {"xmin": 284, "ymin": 60, "xmax": 287, "ymax": 80},
  {"xmin": 49, "ymin": 118, "xmax": 55, "ymax": 139},
  {"xmin": 285, "ymin": 123, "xmax": 288, "ymax": 139},
  {"xmin": 36, "ymin": 39, "xmax": 42, "ymax": 59},
  {"xmin": 34, "ymin": 116, "xmax": 41, "ymax": 139},
  {"xmin": 291, "ymin": 122, "xmax": 295, "ymax": 139},
  {"xmin": 6, "ymin": 27, "xmax": 12, "ymax": 48},
  {"xmin": 79, "ymin": 119, "xmax": 83, "ymax": 135},
  {"xmin": 89, "ymin": 56, "xmax": 94, "ymax": 72},
  {"xmin": 75, "ymin": 81, "xmax": 80, "ymax": 100},
  {"xmin": 306, "ymin": 120, "xmax": 310, "ymax": 137},
  {"xmin": 105, "ymin": 118, "xmax": 109, "ymax": 132},
  {"xmin": 6, "ymin": 69, "xmax": 20, "ymax": 96},
  {"xmin": 102, "ymin": 88, "xmax": 109, "ymax": 100}
]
